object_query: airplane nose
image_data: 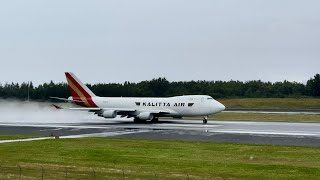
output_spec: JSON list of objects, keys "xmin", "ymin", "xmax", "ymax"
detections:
[
  {"xmin": 217, "ymin": 102, "xmax": 225, "ymax": 112},
  {"xmin": 212, "ymin": 100, "xmax": 225, "ymax": 113}
]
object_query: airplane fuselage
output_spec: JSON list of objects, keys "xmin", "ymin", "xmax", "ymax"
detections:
[
  {"xmin": 87, "ymin": 95, "xmax": 225, "ymax": 117},
  {"xmin": 55, "ymin": 72, "xmax": 226, "ymax": 124}
]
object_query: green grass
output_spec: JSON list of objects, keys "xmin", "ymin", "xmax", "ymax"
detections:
[
  {"xmin": 219, "ymin": 98, "xmax": 320, "ymax": 109},
  {"xmin": 0, "ymin": 138, "xmax": 320, "ymax": 179},
  {"xmin": 209, "ymin": 112, "xmax": 320, "ymax": 122},
  {"xmin": 0, "ymin": 134, "xmax": 43, "ymax": 140}
]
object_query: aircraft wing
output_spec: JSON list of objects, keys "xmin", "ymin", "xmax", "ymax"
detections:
[
  {"xmin": 69, "ymin": 107, "xmax": 102, "ymax": 111},
  {"xmin": 52, "ymin": 104, "xmax": 101, "ymax": 111},
  {"xmin": 145, "ymin": 109, "xmax": 171, "ymax": 114},
  {"xmin": 54, "ymin": 104, "xmax": 171, "ymax": 114},
  {"xmin": 103, "ymin": 108, "xmax": 171, "ymax": 114},
  {"xmin": 102, "ymin": 108, "xmax": 136, "ymax": 112},
  {"xmin": 53, "ymin": 105, "xmax": 136, "ymax": 112},
  {"xmin": 100, "ymin": 108, "xmax": 172, "ymax": 115}
]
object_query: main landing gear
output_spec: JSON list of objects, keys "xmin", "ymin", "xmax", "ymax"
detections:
[
  {"xmin": 203, "ymin": 116, "xmax": 208, "ymax": 124},
  {"xmin": 133, "ymin": 117, "xmax": 159, "ymax": 123},
  {"xmin": 133, "ymin": 118, "xmax": 146, "ymax": 123},
  {"xmin": 151, "ymin": 117, "xmax": 159, "ymax": 123}
]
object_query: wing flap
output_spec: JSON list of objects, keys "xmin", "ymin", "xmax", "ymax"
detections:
[
  {"xmin": 53, "ymin": 106, "xmax": 135, "ymax": 113},
  {"xmin": 102, "ymin": 108, "xmax": 136, "ymax": 112},
  {"xmin": 136, "ymin": 109, "xmax": 172, "ymax": 114},
  {"xmin": 53, "ymin": 105, "xmax": 173, "ymax": 117}
]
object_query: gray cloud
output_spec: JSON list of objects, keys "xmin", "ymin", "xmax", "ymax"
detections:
[{"xmin": 0, "ymin": 0, "xmax": 319, "ymax": 85}]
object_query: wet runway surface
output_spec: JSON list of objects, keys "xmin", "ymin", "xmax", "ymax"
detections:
[{"xmin": 1, "ymin": 119, "xmax": 320, "ymax": 146}]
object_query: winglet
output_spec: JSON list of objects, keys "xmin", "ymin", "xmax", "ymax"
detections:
[{"xmin": 52, "ymin": 104, "xmax": 63, "ymax": 109}]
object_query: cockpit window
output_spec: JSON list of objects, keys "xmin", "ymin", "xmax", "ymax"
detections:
[{"xmin": 207, "ymin": 98, "xmax": 213, "ymax": 100}]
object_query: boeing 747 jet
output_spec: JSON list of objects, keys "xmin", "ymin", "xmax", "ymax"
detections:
[{"xmin": 52, "ymin": 72, "xmax": 225, "ymax": 124}]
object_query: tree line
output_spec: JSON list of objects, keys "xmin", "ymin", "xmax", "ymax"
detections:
[{"xmin": 0, "ymin": 74, "xmax": 319, "ymax": 101}]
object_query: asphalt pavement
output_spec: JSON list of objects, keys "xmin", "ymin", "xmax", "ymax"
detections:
[{"xmin": 1, "ymin": 119, "xmax": 320, "ymax": 146}]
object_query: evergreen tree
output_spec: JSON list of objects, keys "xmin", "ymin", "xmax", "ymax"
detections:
[{"xmin": 306, "ymin": 74, "xmax": 320, "ymax": 96}]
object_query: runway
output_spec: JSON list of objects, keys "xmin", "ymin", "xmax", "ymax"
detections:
[{"xmin": 0, "ymin": 119, "xmax": 320, "ymax": 146}]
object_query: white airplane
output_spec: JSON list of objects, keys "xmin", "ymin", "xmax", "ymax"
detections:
[{"xmin": 52, "ymin": 72, "xmax": 225, "ymax": 124}]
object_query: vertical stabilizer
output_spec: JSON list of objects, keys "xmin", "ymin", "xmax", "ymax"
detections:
[{"xmin": 65, "ymin": 72, "xmax": 97, "ymax": 107}]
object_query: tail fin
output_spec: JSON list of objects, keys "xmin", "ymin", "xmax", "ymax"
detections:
[{"xmin": 65, "ymin": 72, "xmax": 97, "ymax": 107}]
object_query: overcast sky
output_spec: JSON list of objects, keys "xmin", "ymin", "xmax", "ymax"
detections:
[{"xmin": 0, "ymin": 0, "xmax": 319, "ymax": 85}]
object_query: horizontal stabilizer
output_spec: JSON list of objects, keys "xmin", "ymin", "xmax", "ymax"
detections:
[
  {"xmin": 50, "ymin": 97, "xmax": 84, "ymax": 103},
  {"xmin": 52, "ymin": 104, "xmax": 101, "ymax": 112},
  {"xmin": 52, "ymin": 104, "xmax": 63, "ymax": 109}
]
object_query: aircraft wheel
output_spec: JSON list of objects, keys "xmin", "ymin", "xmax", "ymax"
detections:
[
  {"xmin": 134, "ymin": 118, "xmax": 147, "ymax": 123},
  {"xmin": 134, "ymin": 118, "xmax": 140, "ymax": 123},
  {"xmin": 151, "ymin": 117, "xmax": 159, "ymax": 123},
  {"xmin": 203, "ymin": 116, "xmax": 208, "ymax": 124}
]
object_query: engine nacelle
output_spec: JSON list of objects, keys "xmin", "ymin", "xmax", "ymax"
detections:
[
  {"xmin": 102, "ymin": 110, "xmax": 117, "ymax": 118},
  {"xmin": 137, "ymin": 112, "xmax": 153, "ymax": 120}
]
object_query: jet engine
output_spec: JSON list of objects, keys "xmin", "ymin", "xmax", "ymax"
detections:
[
  {"xmin": 102, "ymin": 110, "xmax": 117, "ymax": 118},
  {"xmin": 137, "ymin": 112, "xmax": 153, "ymax": 120}
]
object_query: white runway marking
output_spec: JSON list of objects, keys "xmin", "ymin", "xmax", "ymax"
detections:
[
  {"xmin": 0, "ymin": 130, "xmax": 152, "ymax": 144},
  {"xmin": 0, "ymin": 123, "xmax": 113, "ymax": 129},
  {"xmin": 0, "ymin": 137, "xmax": 52, "ymax": 144},
  {"xmin": 209, "ymin": 129, "xmax": 320, "ymax": 137},
  {"xmin": 156, "ymin": 124, "xmax": 221, "ymax": 128},
  {"xmin": 60, "ymin": 130, "xmax": 151, "ymax": 139}
]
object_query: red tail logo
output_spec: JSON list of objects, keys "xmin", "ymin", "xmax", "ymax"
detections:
[{"xmin": 65, "ymin": 72, "xmax": 97, "ymax": 107}]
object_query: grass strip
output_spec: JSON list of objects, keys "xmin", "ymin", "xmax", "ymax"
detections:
[
  {"xmin": 0, "ymin": 138, "xmax": 319, "ymax": 179},
  {"xmin": 219, "ymin": 98, "xmax": 320, "ymax": 109}
]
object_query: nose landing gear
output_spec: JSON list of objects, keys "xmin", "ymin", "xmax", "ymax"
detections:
[{"xmin": 203, "ymin": 116, "xmax": 208, "ymax": 124}]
